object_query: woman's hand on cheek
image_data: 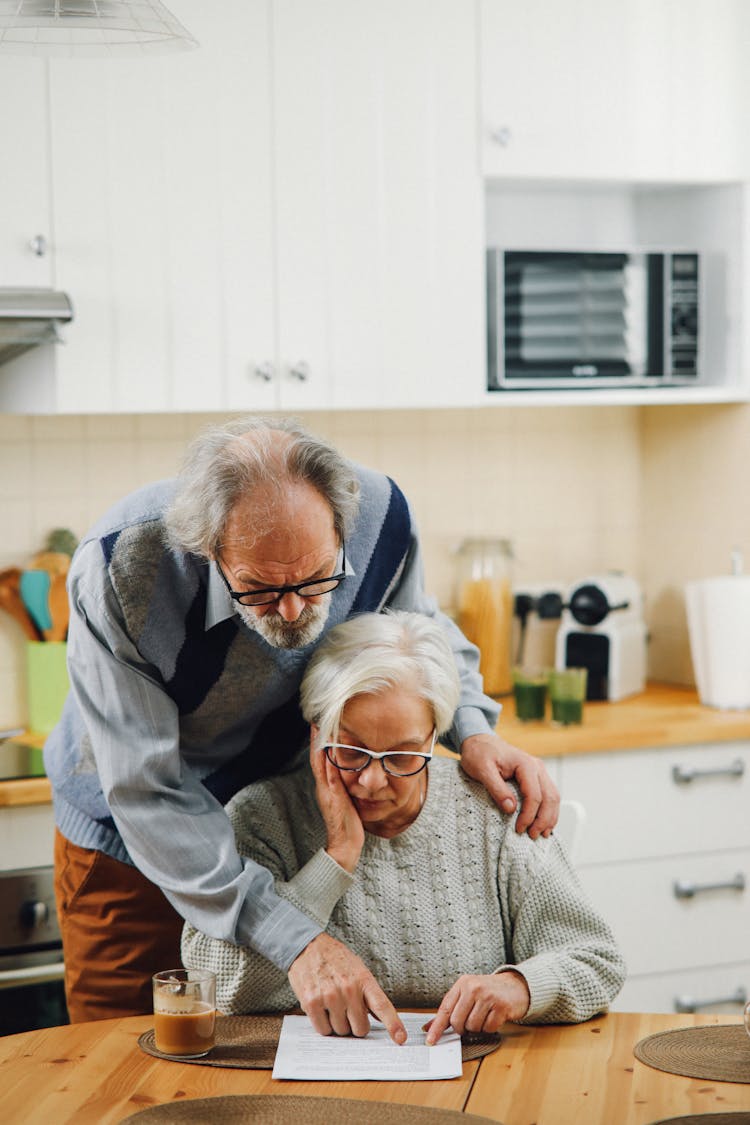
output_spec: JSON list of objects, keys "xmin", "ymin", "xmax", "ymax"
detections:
[
  {"xmin": 309, "ymin": 734, "xmax": 365, "ymax": 872},
  {"xmin": 424, "ymin": 970, "xmax": 531, "ymax": 1045}
]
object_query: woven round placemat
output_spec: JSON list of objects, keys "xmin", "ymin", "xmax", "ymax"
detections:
[
  {"xmin": 646, "ymin": 1114, "xmax": 750, "ymax": 1125},
  {"xmin": 138, "ymin": 1015, "xmax": 501, "ymax": 1068},
  {"xmin": 139, "ymin": 1016, "xmax": 283, "ymax": 1068},
  {"xmin": 634, "ymin": 1024, "xmax": 750, "ymax": 1083},
  {"xmin": 119, "ymin": 1094, "xmax": 503, "ymax": 1124}
]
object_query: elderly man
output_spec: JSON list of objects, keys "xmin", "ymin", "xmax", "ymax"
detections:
[{"xmin": 45, "ymin": 416, "xmax": 558, "ymax": 1039}]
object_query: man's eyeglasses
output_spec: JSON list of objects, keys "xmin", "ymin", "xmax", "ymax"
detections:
[
  {"xmin": 322, "ymin": 729, "xmax": 437, "ymax": 778},
  {"xmin": 216, "ymin": 543, "xmax": 347, "ymax": 607}
]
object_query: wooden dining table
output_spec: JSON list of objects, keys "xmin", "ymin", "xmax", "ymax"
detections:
[{"xmin": 0, "ymin": 1010, "xmax": 748, "ymax": 1125}]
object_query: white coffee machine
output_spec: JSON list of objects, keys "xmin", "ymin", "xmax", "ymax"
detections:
[{"xmin": 555, "ymin": 572, "xmax": 647, "ymax": 701}]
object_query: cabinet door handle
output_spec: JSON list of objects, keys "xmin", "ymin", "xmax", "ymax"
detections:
[
  {"xmin": 254, "ymin": 362, "xmax": 274, "ymax": 383},
  {"xmin": 672, "ymin": 759, "xmax": 745, "ymax": 785},
  {"xmin": 673, "ymin": 872, "xmax": 746, "ymax": 899},
  {"xmin": 28, "ymin": 234, "xmax": 48, "ymax": 257},
  {"xmin": 674, "ymin": 986, "xmax": 747, "ymax": 1013},
  {"xmin": 288, "ymin": 361, "xmax": 310, "ymax": 382},
  {"xmin": 0, "ymin": 960, "xmax": 65, "ymax": 990},
  {"xmin": 490, "ymin": 125, "xmax": 512, "ymax": 147}
]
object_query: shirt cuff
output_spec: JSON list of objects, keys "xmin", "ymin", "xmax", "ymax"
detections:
[
  {"xmin": 451, "ymin": 705, "xmax": 499, "ymax": 748},
  {"xmin": 236, "ymin": 893, "xmax": 322, "ymax": 973}
]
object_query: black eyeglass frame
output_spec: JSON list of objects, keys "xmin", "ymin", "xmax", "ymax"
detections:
[
  {"xmin": 322, "ymin": 729, "xmax": 437, "ymax": 778},
  {"xmin": 216, "ymin": 542, "xmax": 347, "ymax": 607}
]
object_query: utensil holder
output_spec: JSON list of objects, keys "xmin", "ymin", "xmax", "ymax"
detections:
[{"xmin": 26, "ymin": 641, "xmax": 69, "ymax": 736}]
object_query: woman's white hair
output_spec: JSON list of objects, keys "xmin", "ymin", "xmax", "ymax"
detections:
[
  {"xmin": 300, "ymin": 610, "xmax": 461, "ymax": 743},
  {"xmin": 164, "ymin": 415, "xmax": 360, "ymax": 558}
]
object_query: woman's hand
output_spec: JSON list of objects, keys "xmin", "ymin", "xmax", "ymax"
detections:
[
  {"xmin": 424, "ymin": 970, "xmax": 531, "ymax": 1044},
  {"xmin": 309, "ymin": 731, "xmax": 364, "ymax": 872}
]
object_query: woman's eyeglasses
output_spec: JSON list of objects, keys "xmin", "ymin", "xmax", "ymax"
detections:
[{"xmin": 322, "ymin": 729, "xmax": 437, "ymax": 777}]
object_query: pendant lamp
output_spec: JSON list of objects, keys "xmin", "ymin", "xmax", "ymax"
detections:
[{"xmin": 0, "ymin": 0, "xmax": 198, "ymax": 56}]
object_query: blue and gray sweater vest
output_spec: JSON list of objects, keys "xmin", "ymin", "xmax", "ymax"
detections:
[{"xmin": 45, "ymin": 467, "xmax": 413, "ymax": 850}]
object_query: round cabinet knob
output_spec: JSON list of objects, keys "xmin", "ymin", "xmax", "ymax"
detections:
[
  {"xmin": 490, "ymin": 126, "xmax": 512, "ymax": 147},
  {"xmin": 28, "ymin": 234, "xmax": 48, "ymax": 257},
  {"xmin": 288, "ymin": 361, "xmax": 310, "ymax": 382},
  {"xmin": 20, "ymin": 899, "xmax": 49, "ymax": 929},
  {"xmin": 253, "ymin": 362, "xmax": 274, "ymax": 383}
]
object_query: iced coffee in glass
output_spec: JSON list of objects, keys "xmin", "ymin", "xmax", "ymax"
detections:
[{"xmin": 152, "ymin": 968, "xmax": 216, "ymax": 1057}]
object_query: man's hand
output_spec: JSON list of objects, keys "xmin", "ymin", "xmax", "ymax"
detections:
[
  {"xmin": 424, "ymin": 971, "xmax": 531, "ymax": 1044},
  {"xmin": 460, "ymin": 732, "xmax": 559, "ymax": 838},
  {"xmin": 288, "ymin": 932, "xmax": 407, "ymax": 1044}
]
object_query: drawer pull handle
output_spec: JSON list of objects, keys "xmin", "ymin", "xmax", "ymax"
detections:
[
  {"xmin": 673, "ymin": 872, "xmax": 746, "ymax": 899},
  {"xmin": 672, "ymin": 759, "xmax": 745, "ymax": 785},
  {"xmin": 674, "ymin": 986, "xmax": 747, "ymax": 1013}
]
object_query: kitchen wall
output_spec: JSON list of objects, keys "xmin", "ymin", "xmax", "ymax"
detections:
[
  {"xmin": 0, "ymin": 405, "xmax": 642, "ymax": 727},
  {"xmin": 641, "ymin": 401, "xmax": 750, "ymax": 684}
]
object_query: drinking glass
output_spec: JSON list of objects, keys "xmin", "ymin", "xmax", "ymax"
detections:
[
  {"xmin": 512, "ymin": 666, "xmax": 549, "ymax": 722},
  {"xmin": 549, "ymin": 667, "xmax": 588, "ymax": 725},
  {"xmin": 153, "ymin": 968, "xmax": 216, "ymax": 1057}
]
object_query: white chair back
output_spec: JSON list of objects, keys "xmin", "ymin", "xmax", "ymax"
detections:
[{"xmin": 555, "ymin": 799, "xmax": 587, "ymax": 864}]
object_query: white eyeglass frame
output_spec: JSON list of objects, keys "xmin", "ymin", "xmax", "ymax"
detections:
[{"xmin": 322, "ymin": 728, "xmax": 437, "ymax": 776}]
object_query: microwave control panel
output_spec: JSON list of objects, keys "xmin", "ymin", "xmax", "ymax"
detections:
[{"xmin": 666, "ymin": 252, "xmax": 699, "ymax": 378}]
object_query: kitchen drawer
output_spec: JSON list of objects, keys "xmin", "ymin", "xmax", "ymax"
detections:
[
  {"xmin": 0, "ymin": 804, "xmax": 56, "ymax": 871},
  {"xmin": 579, "ymin": 848, "xmax": 750, "ymax": 976},
  {"xmin": 561, "ymin": 742, "xmax": 750, "ymax": 865},
  {"xmin": 613, "ymin": 961, "xmax": 749, "ymax": 1016}
]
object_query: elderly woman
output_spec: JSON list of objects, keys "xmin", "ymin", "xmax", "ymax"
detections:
[{"xmin": 182, "ymin": 611, "xmax": 625, "ymax": 1040}]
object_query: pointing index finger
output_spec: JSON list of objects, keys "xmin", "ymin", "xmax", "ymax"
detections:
[
  {"xmin": 365, "ymin": 985, "xmax": 407, "ymax": 1045},
  {"xmin": 424, "ymin": 1003, "xmax": 454, "ymax": 1046}
]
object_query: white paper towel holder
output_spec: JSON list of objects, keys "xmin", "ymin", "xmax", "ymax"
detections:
[{"xmin": 686, "ymin": 548, "xmax": 750, "ymax": 710}]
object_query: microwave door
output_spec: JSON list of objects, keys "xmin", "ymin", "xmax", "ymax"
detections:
[{"xmin": 500, "ymin": 252, "xmax": 647, "ymax": 384}]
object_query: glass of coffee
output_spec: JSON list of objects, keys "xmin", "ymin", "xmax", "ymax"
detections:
[{"xmin": 153, "ymin": 968, "xmax": 216, "ymax": 1057}]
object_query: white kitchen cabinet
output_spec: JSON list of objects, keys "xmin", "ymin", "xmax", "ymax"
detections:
[
  {"xmin": 480, "ymin": 0, "xmax": 748, "ymax": 184},
  {"xmin": 480, "ymin": 0, "xmax": 633, "ymax": 182},
  {"xmin": 616, "ymin": 962, "xmax": 749, "ymax": 1016},
  {"xmin": 0, "ymin": 58, "xmax": 53, "ymax": 289},
  {"xmin": 558, "ymin": 742, "xmax": 750, "ymax": 1014},
  {"xmin": 628, "ymin": 0, "xmax": 748, "ymax": 184},
  {"xmin": 47, "ymin": 0, "xmax": 277, "ymax": 415},
  {"xmin": 35, "ymin": 0, "xmax": 482, "ymax": 414},
  {"xmin": 271, "ymin": 0, "xmax": 483, "ymax": 410}
]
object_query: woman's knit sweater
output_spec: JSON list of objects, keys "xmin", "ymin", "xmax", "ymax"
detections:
[{"xmin": 182, "ymin": 756, "xmax": 625, "ymax": 1023}]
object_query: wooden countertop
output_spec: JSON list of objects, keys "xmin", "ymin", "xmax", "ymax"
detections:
[
  {"xmin": 0, "ymin": 1011, "xmax": 747, "ymax": 1125},
  {"xmin": 0, "ymin": 729, "xmax": 51, "ymax": 806},
  {"xmin": 497, "ymin": 681, "xmax": 750, "ymax": 758},
  {"xmin": 0, "ymin": 776, "xmax": 52, "ymax": 807}
]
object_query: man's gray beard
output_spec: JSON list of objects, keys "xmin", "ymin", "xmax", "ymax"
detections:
[{"xmin": 236, "ymin": 595, "xmax": 331, "ymax": 650}]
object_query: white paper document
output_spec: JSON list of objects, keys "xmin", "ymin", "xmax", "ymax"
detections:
[{"xmin": 271, "ymin": 1011, "xmax": 462, "ymax": 1081}]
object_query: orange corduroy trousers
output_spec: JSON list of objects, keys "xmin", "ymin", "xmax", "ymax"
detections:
[{"xmin": 53, "ymin": 829, "xmax": 184, "ymax": 1023}]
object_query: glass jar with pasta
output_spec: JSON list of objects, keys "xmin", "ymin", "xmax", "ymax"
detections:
[{"xmin": 455, "ymin": 538, "xmax": 514, "ymax": 698}]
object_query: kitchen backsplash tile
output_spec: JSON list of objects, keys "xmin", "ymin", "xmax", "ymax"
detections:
[{"xmin": 3, "ymin": 400, "xmax": 739, "ymax": 726}]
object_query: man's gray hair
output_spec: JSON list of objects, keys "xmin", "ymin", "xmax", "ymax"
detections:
[
  {"xmin": 164, "ymin": 416, "xmax": 360, "ymax": 558},
  {"xmin": 300, "ymin": 611, "xmax": 461, "ymax": 743}
]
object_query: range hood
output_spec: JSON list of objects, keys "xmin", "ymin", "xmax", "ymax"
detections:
[{"xmin": 0, "ymin": 288, "xmax": 73, "ymax": 366}]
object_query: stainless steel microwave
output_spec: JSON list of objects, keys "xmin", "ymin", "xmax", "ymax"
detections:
[{"xmin": 487, "ymin": 248, "xmax": 701, "ymax": 390}]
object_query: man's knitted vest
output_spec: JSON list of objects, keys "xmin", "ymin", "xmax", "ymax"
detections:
[{"xmin": 45, "ymin": 465, "xmax": 412, "ymax": 861}]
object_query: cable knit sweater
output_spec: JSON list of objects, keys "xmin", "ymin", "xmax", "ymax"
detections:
[{"xmin": 182, "ymin": 757, "xmax": 625, "ymax": 1023}]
